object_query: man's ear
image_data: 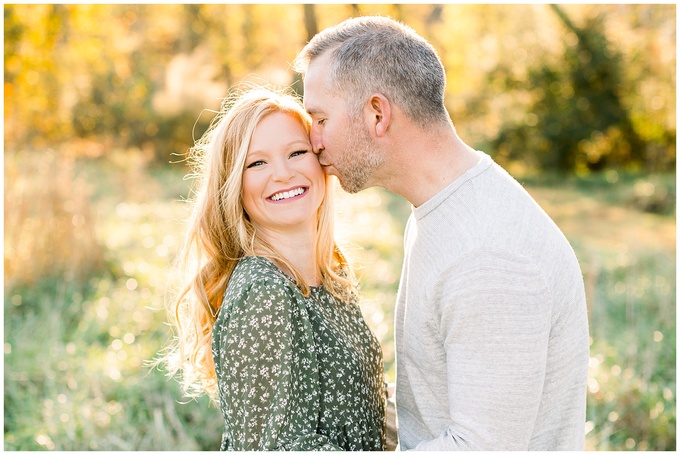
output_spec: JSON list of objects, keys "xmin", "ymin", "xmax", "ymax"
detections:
[{"xmin": 367, "ymin": 93, "xmax": 391, "ymax": 137}]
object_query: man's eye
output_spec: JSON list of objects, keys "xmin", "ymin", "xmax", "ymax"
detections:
[
  {"xmin": 317, "ymin": 119, "xmax": 326, "ymax": 125},
  {"xmin": 246, "ymin": 160, "xmax": 265, "ymax": 169}
]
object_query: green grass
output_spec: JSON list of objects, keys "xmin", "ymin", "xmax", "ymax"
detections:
[
  {"xmin": 521, "ymin": 172, "xmax": 676, "ymax": 450},
  {"xmin": 4, "ymin": 150, "xmax": 223, "ymax": 449},
  {"xmin": 4, "ymin": 151, "xmax": 676, "ymax": 450}
]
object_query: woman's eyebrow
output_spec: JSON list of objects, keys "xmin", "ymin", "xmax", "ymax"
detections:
[{"xmin": 248, "ymin": 139, "xmax": 311, "ymax": 155}]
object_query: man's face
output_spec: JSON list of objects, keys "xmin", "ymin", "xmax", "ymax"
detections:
[{"xmin": 303, "ymin": 54, "xmax": 384, "ymax": 194}]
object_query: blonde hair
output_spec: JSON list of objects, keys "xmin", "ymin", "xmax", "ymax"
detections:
[{"xmin": 160, "ymin": 86, "xmax": 356, "ymax": 400}]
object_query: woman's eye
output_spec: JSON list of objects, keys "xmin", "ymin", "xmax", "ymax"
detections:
[
  {"xmin": 246, "ymin": 160, "xmax": 265, "ymax": 169},
  {"xmin": 290, "ymin": 150, "xmax": 309, "ymax": 158}
]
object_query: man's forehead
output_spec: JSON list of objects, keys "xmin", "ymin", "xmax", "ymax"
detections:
[
  {"xmin": 303, "ymin": 88, "xmax": 335, "ymax": 117},
  {"xmin": 304, "ymin": 52, "xmax": 334, "ymax": 88},
  {"xmin": 303, "ymin": 61, "xmax": 324, "ymax": 88},
  {"xmin": 302, "ymin": 68, "xmax": 326, "ymax": 112}
]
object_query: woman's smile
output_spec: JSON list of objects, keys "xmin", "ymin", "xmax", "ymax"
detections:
[
  {"xmin": 242, "ymin": 111, "xmax": 325, "ymax": 232},
  {"xmin": 267, "ymin": 185, "xmax": 309, "ymax": 202}
]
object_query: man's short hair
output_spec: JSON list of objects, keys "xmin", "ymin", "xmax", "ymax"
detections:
[{"xmin": 294, "ymin": 16, "xmax": 450, "ymax": 127}]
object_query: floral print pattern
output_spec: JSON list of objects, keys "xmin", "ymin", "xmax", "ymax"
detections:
[{"xmin": 212, "ymin": 256, "xmax": 386, "ymax": 451}]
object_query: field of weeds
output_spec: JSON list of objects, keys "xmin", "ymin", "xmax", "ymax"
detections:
[{"xmin": 4, "ymin": 150, "xmax": 675, "ymax": 450}]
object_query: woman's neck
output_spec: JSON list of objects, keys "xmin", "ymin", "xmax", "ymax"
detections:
[{"xmin": 254, "ymin": 225, "xmax": 321, "ymax": 286}]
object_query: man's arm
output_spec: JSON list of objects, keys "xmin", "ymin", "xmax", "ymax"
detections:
[{"xmin": 417, "ymin": 248, "xmax": 552, "ymax": 450}]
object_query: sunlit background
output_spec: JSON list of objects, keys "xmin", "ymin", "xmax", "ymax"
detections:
[{"xmin": 4, "ymin": 4, "xmax": 676, "ymax": 450}]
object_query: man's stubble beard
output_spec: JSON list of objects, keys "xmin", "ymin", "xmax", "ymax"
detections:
[{"xmin": 335, "ymin": 120, "xmax": 385, "ymax": 194}]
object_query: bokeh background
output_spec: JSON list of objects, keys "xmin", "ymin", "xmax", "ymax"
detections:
[{"xmin": 3, "ymin": 3, "xmax": 676, "ymax": 450}]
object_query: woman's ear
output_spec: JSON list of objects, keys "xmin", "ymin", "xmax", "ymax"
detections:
[{"xmin": 367, "ymin": 93, "xmax": 391, "ymax": 137}]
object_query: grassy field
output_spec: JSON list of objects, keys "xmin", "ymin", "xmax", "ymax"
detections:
[{"xmin": 4, "ymin": 150, "xmax": 676, "ymax": 450}]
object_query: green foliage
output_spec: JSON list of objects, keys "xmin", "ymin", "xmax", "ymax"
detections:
[
  {"xmin": 492, "ymin": 6, "xmax": 674, "ymax": 173},
  {"xmin": 519, "ymin": 169, "xmax": 676, "ymax": 215},
  {"xmin": 584, "ymin": 251, "xmax": 675, "ymax": 450},
  {"xmin": 4, "ymin": 4, "xmax": 675, "ymax": 171}
]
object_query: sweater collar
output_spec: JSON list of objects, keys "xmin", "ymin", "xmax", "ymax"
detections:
[{"xmin": 412, "ymin": 151, "xmax": 492, "ymax": 220}]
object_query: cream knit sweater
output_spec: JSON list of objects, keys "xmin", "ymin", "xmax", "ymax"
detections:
[{"xmin": 394, "ymin": 152, "xmax": 589, "ymax": 450}]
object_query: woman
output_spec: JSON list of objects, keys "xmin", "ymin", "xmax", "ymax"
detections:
[{"xmin": 162, "ymin": 87, "xmax": 386, "ymax": 450}]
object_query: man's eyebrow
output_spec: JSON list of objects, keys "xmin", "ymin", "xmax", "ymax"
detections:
[{"xmin": 305, "ymin": 106, "xmax": 323, "ymax": 116}]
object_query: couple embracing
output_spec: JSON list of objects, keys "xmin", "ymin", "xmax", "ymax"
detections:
[{"xmin": 162, "ymin": 16, "xmax": 589, "ymax": 451}]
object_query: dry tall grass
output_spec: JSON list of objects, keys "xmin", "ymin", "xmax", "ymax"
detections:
[{"xmin": 4, "ymin": 150, "xmax": 105, "ymax": 288}]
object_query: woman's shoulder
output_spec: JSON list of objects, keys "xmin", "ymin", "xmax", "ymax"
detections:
[
  {"xmin": 229, "ymin": 256, "xmax": 292, "ymax": 290},
  {"xmin": 219, "ymin": 256, "xmax": 299, "ymax": 319}
]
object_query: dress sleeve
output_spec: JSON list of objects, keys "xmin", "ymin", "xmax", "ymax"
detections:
[
  {"xmin": 417, "ymin": 248, "xmax": 552, "ymax": 450},
  {"xmin": 214, "ymin": 277, "xmax": 342, "ymax": 451}
]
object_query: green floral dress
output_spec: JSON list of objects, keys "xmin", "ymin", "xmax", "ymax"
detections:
[{"xmin": 212, "ymin": 256, "xmax": 386, "ymax": 451}]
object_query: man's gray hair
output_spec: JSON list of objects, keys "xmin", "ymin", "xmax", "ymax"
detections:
[{"xmin": 294, "ymin": 16, "xmax": 450, "ymax": 127}]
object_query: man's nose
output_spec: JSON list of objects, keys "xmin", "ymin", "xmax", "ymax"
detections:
[{"xmin": 310, "ymin": 125, "xmax": 323, "ymax": 155}]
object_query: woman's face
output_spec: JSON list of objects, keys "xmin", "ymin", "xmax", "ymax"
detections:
[{"xmin": 242, "ymin": 111, "xmax": 325, "ymax": 235}]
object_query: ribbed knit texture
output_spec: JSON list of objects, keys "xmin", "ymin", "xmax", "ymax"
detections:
[{"xmin": 394, "ymin": 152, "xmax": 589, "ymax": 450}]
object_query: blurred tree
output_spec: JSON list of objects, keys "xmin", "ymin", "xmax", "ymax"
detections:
[
  {"xmin": 291, "ymin": 4, "xmax": 320, "ymax": 95},
  {"xmin": 304, "ymin": 4, "xmax": 319, "ymax": 42},
  {"xmin": 490, "ymin": 5, "xmax": 675, "ymax": 173},
  {"xmin": 3, "ymin": 4, "xmax": 675, "ymax": 171},
  {"xmin": 551, "ymin": 4, "xmax": 645, "ymax": 170},
  {"xmin": 4, "ymin": 5, "xmax": 71, "ymax": 147}
]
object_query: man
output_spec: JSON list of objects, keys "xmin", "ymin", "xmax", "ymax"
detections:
[{"xmin": 294, "ymin": 16, "xmax": 589, "ymax": 451}]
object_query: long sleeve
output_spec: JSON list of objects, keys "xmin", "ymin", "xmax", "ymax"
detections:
[
  {"xmin": 213, "ymin": 277, "xmax": 343, "ymax": 451},
  {"xmin": 414, "ymin": 248, "xmax": 552, "ymax": 450},
  {"xmin": 395, "ymin": 152, "xmax": 588, "ymax": 450}
]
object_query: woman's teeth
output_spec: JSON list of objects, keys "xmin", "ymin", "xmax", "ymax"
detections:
[{"xmin": 270, "ymin": 187, "xmax": 305, "ymax": 201}]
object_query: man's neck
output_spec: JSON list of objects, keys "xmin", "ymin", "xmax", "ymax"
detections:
[{"xmin": 381, "ymin": 126, "xmax": 480, "ymax": 207}]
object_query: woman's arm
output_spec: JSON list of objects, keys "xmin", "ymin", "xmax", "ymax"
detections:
[{"xmin": 214, "ymin": 277, "xmax": 342, "ymax": 451}]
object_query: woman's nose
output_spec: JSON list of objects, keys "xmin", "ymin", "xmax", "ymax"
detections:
[{"xmin": 272, "ymin": 159, "xmax": 294, "ymax": 182}]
